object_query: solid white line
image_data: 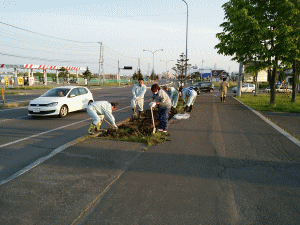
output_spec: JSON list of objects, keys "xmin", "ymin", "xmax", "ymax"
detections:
[
  {"xmin": 0, "ymin": 138, "xmax": 80, "ymax": 186},
  {"xmin": 233, "ymin": 97, "xmax": 300, "ymax": 148},
  {"xmin": 0, "ymin": 104, "xmax": 138, "ymax": 149}
]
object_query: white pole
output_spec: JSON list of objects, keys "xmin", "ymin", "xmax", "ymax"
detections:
[
  {"xmin": 56, "ymin": 70, "xmax": 59, "ymax": 84},
  {"xmin": 118, "ymin": 60, "xmax": 120, "ymax": 87}
]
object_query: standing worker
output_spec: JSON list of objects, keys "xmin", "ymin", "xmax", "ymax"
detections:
[
  {"xmin": 177, "ymin": 81, "xmax": 185, "ymax": 99},
  {"xmin": 182, "ymin": 87, "xmax": 197, "ymax": 112},
  {"xmin": 150, "ymin": 84, "xmax": 172, "ymax": 133},
  {"xmin": 87, "ymin": 101, "xmax": 118, "ymax": 135},
  {"xmin": 163, "ymin": 85, "xmax": 179, "ymax": 109},
  {"xmin": 219, "ymin": 77, "xmax": 229, "ymax": 103},
  {"xmin": 131, "ymin": 77, "xmax": 147, "ymax": 119}
]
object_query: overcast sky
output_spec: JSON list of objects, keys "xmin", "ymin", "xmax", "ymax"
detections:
[{"xmin": 0, "ymin": 0, "xmax": 238, "ymax": 75}]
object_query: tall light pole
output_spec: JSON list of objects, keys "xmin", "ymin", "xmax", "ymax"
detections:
[
  {"xmin": 160, "ymin": 60, "xmax": 174, "ymax": 79},
  {"xmin": 182, "ymin": 0, "xmax": 188, "ymax": 80},
  {"xmin": 143, "ymin": 49, "xmax": 163, "ymax": 75}
]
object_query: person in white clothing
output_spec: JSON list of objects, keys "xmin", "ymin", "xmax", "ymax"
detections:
[
  {"xmin": 163, "ymin": 85, "xmax": 179, "ymax": 109},
  {"xmin": 131, "ymin": 77, "xmax": 147, "ymax": 119},
  {"xmin": 182, "ymin": 87, "xmax": 197, "ymax": 112},
  {"xmin": 87, "ymin": 101, "xmax": 118, "ymax": 135}
]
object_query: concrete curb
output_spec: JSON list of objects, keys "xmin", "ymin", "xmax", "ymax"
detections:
[{"xmin": 233, "ymin": 97, "xmax": 300, "ymax": 148}]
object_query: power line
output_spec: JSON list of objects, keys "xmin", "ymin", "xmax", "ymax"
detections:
[{"xmin": 0, "ymin": 21, "xmax": 98, "ymax": 44}]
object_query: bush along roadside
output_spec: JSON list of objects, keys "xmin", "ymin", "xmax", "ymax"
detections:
[{"xmin": 97, "ymin": 100, "xmax": 184, "ymax": 147}]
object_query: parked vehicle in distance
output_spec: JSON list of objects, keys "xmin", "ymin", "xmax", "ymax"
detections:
[
  {"xmin": 191, "ymin": 82, "xmax": 214, "ymax": 95},
  {"xmin": 264, "ymin": 85, "xmax": 292, "ymax": 93},
  {"xmin": 28, "ymin": 86, "xmax": 94, "ymax": 117},
  {"xmin": 232, "ymin": 83, "xmax": 256, "ymax": 93}
]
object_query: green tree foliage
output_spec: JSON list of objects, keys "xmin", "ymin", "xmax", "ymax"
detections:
[
  {"xmin": 82, "ymin": 67, "xmax": 92, "ymax": 80},
  {"xmin": 150, "ymin": 70, "xmax": 158, "ymax": 80},
  {"xmin": 132, "ymin": 68, "xmax": 143, "ymax": 80},
  {"xmin": 58, "ymin": 67, "xmax": 69, "ymax": 81},
  {"xmin": 215, "ymin": 0, "xmax": 300, "ymax": 106}
]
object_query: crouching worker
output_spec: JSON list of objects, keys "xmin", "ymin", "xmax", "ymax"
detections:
[
  {"xmin": 182, "ymin": 87, "xmax": 197, "ymax": 112},
  {"xmin": 163, "ymin": 85, "xmax": 179, "ymax": 109},
  {"xmin": 131, "ymin": 77, "xmax": 147, "ymax": 119},
  {"xmin": 87, "ymin": 101, "xmax": 118, "ymax": 135},
  {"xmin": 150, "ymin": 84, "xmax": 172, "ymax": 133}
]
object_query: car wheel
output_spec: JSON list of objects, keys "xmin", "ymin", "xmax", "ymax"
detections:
[
  {"xmin": 59, "ymin": 105, "xmax": 68, "ymax": 118},
  {"xmin": 210, "ymin": 89, "xmax": 213, "ymax": 93},
  {"xmin": 252, "ymin": 90, "xmax": 255, "ymax": 93}
]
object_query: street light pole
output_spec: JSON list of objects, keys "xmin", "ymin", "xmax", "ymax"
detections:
[
  {"xmin": 182, "ymin": 0, "xmax": 188, "ymax": 81},
  {"xmin": 98, "ymin": 41, "xmax": 102, "ymax": 85},
  {"xmin": 160, "ymin": 60, "xmax": 174, "ymax": 79},
  {"xmin": 143, "ymin": 49, "xmax": 163, "ymax": 75}
]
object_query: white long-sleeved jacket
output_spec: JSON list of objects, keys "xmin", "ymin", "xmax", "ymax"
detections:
[
  {"xmin": 90, "ymin": 101, "xmax": 116, "ymax": 126},
  {"xmin": 132, "ymin": 83, "xmax": 147, "ymax": 100},
  {"xmin": 166, "ymin": 87, "xmax": 178, "ymax": 98}
]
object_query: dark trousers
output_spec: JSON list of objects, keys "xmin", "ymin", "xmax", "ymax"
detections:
[{"xmin": 158, "ymin": 106, "xmax": 170, "ymax": 130}]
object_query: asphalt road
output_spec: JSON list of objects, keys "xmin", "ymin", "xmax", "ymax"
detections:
[{"xmin": 0, "ymin": 83, "xmax": 164, "ymax": 183}]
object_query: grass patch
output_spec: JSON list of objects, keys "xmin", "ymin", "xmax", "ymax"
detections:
[
  {"xmin": 236, "ymin": 93, "xmax": 300, "ymax": 113},
  {"xmin": 2, "ymin": 101, "xmax": 29, "ymax": 108},
  {"xmin": 7, "ymin": 86, "xmax": 57, "ymax": 90}
]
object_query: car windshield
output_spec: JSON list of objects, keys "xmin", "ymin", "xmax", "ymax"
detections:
[{"xmin": 41, "ymin": 88, "xmax": 70, "ymax": 97}]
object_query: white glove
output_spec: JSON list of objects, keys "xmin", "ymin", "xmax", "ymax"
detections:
[
  {"xmin": 113, "ymin": 125, "xmax": 118, "ymax": 130},
  {"xmin": 149, "ymin": 102, "xmax": 156, "ymax": 108}
]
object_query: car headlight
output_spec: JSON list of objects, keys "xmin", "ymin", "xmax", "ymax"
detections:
[{"xmin": 46, "ymin": 102, "xmax": 58, "ymax": 107}]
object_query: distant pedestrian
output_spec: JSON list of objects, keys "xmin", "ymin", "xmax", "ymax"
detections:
[
  {"xmin": 182, "ymin": 87, "xmax": 197, "ymax": 112},
  {"xmin": 219, "ymin": 77, "xmax": 229, "ymax": 103},
  {"xmin": 150, "ymin": 84, "xmax": 172, "ymax": 133},
  {"xmin": 87, "ymin": 101, "xmax": 118, "ymax": 135},
  {"xmin": 163, "ymin": 85, "xmax": 179, "ymax": 109},
  {"xmin": 131, "ymin": 77, "xmax": 147, "ymax": 119},
  {"xmin": 177, "ymin": 81, "xmax": 184, "ymax": 99}
]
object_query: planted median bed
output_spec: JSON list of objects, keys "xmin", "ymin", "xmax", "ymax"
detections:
[{"xmin": 96, "ymin": 100, "xmax": 184, "ymax": 147}]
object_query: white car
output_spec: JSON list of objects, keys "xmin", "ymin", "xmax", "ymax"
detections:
[
  {"xmin": 232, "ymin": 83, "xmax": 256, "ymax": 93},
  {"xmin": 28, "ymin": 86, "xmax": 94, "ymax": 117}
]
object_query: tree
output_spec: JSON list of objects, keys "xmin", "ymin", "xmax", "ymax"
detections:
[
  {"xmin": 82, "ymin": 67, "xmax": 92, "ymax": 80},
  {"xmin": 58, "ymin": 67, "xmax": 69, "ymax": 81},
  {"xmin": 215, "ymin": 0, "xmax": 299, "ymax": 106},
  {"xmin": 132, "ymin": 68, "xmax": 143, "ymax": 80},
  {"xmin": 172, "ymin": 53, "xmax": 191, "ymax": 82},
  {"xmin": 150, "ymin": 71, "xmax": 158, "ymax": 80}
]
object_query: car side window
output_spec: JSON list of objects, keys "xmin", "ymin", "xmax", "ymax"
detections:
[
  {"xmin": 78, "ymin": 88, "xmax": 88, "ymax": 95},
  {"xmin": 69, "ymin": 88, "xmax": 79, "ymax": 97}
]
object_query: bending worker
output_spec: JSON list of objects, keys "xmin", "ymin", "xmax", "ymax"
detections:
[
  {"xmin": 149, "ymin": 84, "xmax": 172, "ymax": 133},
  {"xmin": 87, "ymin": 101, "xmax": 118, "ymax": 135},
  {"xmin": 219, "ymin": 77, "xmax": 229, "ymax": 103},
  {"xmin": 131, "ymin": 77, "xmax": 147, "ymax": 119},
  {"xmin": 163, "ymin": 85, "xmax": 179, "ymax": 109},
  {"xmin": 182, "ymin": 87, "xmax": 197, "ymax": 112}
]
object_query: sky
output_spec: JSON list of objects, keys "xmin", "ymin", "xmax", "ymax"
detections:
[{"xmin": 0, "ymin": 0, "xmax": 239, "ymax": 75}]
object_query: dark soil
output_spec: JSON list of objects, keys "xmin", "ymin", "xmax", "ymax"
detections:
[{"xmin": 99, "ymin": 107, "xmax": 179, "ymax": 139}]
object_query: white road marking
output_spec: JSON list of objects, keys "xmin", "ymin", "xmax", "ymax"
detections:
[
  {"xmin": 234, "ymin": 97, "xmax": 300, "ymax": 148},
  {"xmin": 0, "ymin": 138, "xmax": 81, "ymax": 186},
  {"xmin": 0, "ymin": 103, "xmax": 142, "ymax": 149}
]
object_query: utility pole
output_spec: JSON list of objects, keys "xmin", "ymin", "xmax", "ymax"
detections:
[
  {"xmin": 237, "ymin": 62, "xmax": 242, "ymax": 97},
  {"xmin": 102, "ymin": 46, "xmax": 105, "ymax": 85},
  {"xmin": 118, "ymin": 60, "xmax": 120, "ymax": 87},
  {"xmin": 182, "ymin": 0, "xmax": 188, "ymax": 81},
  {"xmin": 98, "ymin": 42, "xmax": 102, "ymax": 85}
]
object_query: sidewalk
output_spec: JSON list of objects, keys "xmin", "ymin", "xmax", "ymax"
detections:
[{"xmin": 0, "ymin": 94, "xmax": 299, "ymax": 224}]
